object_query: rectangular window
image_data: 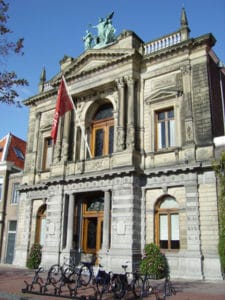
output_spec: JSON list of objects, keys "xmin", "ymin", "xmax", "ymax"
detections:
[
  {"xmin": 109, "ymin": 126, "xmax": 114, "ymax": 154},
  {"xmin": 171, "ymin": 213, "xmax": 180, "ymax": 249},
  {"xmin": 42, "ymin": 137, "xmax": 53, "ymax": 170},
  {"xmin": 11, "ymin": 183, "xmax": 20, "ymax": 204},
  {"xmin": 6, "ymin": 221, "xmax": 17, "ymax": 264},
  {"xmin": 0, "ymin": 177, "xmax": 3, "ymax": 201},
  {"xmin": 156, "ymin": 108, "xmax": 175, "ymax": 150},
  {"xmin": 94, "ymin": 128, "xmax": 104, "ymax": 157},
  {"xmin": 159, "ymin": 214, "xmax": 168, "ymax": 249}
]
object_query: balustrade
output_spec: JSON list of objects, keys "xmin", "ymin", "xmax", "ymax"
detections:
[{"xmin": 144, "ymin": 31, "xmax": 181, "ymax": 55}]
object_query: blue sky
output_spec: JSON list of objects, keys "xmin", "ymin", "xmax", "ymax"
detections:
[{"xmin": 1, "ymin": 0, "xmax": 225, "ymax": 141}]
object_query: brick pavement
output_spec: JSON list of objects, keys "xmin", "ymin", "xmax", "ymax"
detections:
[{"xmin": 0, "ymin": 264, "xmax": 224, "ymax": 300}]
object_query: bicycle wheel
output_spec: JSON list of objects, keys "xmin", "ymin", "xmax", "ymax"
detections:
[
  {"xmin": 47, "ymin": 264, "xmax": 63, "ymax": 285},
  {"xmin": 67, "ymin": 271, "xmax": 79, "ymax": 296},
  {"xmin": 132, "ymin": 276, "xmax": 143, "ymax": 298},
  {"xmin": 79, "ymin": 264, "xmax": 92, "ymax": 286},
  {"xmin": 111, "ymin": 275, "xmax": 126, "ymax": 299},
  {"xmin": 143, "ymin": 278, "xmax": 153, "ymax": 297},
  {"xmin": 164, "ymin": 279, "xmax": 176, "ymax": 297}
]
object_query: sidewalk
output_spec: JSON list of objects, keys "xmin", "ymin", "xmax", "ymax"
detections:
[{"xmin": 0, "ymin": 264, "xmax": 224, "ymax": 300}]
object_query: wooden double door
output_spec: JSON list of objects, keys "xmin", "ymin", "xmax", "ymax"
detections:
[{"xmin": 82, "ymin": 197, "xmax": 104, "ymax": 256}]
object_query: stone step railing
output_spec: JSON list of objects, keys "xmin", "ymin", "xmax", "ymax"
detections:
[{"xmin": 144, "ymin": 31, "xmax": 182, "ymax": 55}]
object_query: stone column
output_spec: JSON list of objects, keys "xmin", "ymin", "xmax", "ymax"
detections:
[
  {"xmin": 62, "ymin": 111, "xmax": 71, "ymax": 161},
  {"xmin": 66, "ymin": 193, "xmax": 75, "ymax": 250},
  {"xmin": 181, "ymin": 65, "xmax": 194, "ymax": 144},
  {"xmin": 33, "ymin": 112, "xmax": 41, "ymax": 183},
  {"xmin": 79, "ymin": 122, "xmax": 87, "ymax": 161},
  {"xmin": 126, "ymin": 76, "xmax": 135, "ymax": 149},
  {"xmin": 33, "ymin": 112, "xmax": 41, "ymax": 152},
  {"xmin": 116, "ymin": 77, "xmax": 125, "ymax": 151},
  {"xmin": 102, "ymin": 190, "xmax": 111, "ymax": 250},
  {"xmin": 53, "ymin": 118, "xmax": 62, "ymax": 163},
  {"xmin": 185, "ymin": 179, "xmax": 203, "ymax": 278}
]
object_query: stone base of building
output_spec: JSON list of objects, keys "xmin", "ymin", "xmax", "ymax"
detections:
[
  {"xmin": 13, "ymin": 248, "xmax": 28, "ymax": 268},
  {"xmin": 167, "ymin": 251, "xmax": 222, "ymax": 280}
]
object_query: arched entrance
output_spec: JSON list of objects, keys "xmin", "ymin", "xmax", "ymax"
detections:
[{"xmin": 35, "ymin": 204, "xmax": 46, "ymax": 246}]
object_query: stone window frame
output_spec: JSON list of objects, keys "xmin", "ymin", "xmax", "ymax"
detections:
[
  {"xmin": 154, "ymin": 195, "xmax": 180, "ymax": 251},
  {"xmin": 35, "ymin": 204, "xmax": 47, "ymax": 245},
  {"xmin": 88, "ymin": 102, "xmax": 115, "ymax": 158},
  {"xmin": 148, "ymin": 96, "xmax": 181, "ymax": 153},
  {"xmin": 11, "ymin": 182, "xmax": 20, "ymax": 205},
  {"xmin": 41, "ymin": 136, "xmax": 53, "ymax": 171}
]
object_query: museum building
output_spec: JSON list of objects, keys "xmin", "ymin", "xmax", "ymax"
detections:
[{"xmin": 13, "ymin": 9, "xmax": 225, "ymax": 279}]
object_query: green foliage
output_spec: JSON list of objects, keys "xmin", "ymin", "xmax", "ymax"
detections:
[
  {"xmin": 139, "ymin": 243, "xmax": 168, "ymax": 279},
  {"xmin": 213, "ymin": 151, "xmax": 225, "ymax": 272},
  {"xmin": 0, "ymin": 0, "xmax": 28, "ymax": 105},
  {"xmin": 26, "ymin": 243, "xmax": 42, "ymax": 269}
]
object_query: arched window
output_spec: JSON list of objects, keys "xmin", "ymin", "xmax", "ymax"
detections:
[
  {"xmin": 35, "ymin": 204, "xmax": 46, "ymax": 246},
  {"xmin": 155, "ymin": 196, "xmax": 180, "ymax": 250},
  {"xmin": 91, "ymin": 103, "xmax": 114, "ymax": 157}
]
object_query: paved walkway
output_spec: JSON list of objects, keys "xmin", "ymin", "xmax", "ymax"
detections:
[{"xmin": 0, "ymin": 264, "xmax": 224, "ymax": 300}]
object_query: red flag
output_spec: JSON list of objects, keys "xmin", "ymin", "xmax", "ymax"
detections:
[{"xmin": 51, "ymin": 77, "xmax": 73, "ymax": 144}]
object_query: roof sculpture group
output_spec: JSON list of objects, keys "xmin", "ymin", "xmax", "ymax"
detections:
[{"xmin": 83, "ymin": 12, "xmax": 116, "ymax": 50}]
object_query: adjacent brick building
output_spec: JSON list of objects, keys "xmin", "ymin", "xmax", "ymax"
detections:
[{"xmin": 0, "ymin": 133, "xmax": 26, "ymax": 263}]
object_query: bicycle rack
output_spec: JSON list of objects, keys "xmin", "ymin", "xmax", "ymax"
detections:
[{"xmin": 21, "ymin": 266, "xmax": 98, "ymax": 299}]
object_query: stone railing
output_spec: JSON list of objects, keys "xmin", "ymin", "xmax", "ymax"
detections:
[
  {"xmin": 144, "ymin": 30, "xmax": 182, "ymax": 55},
  {"xmin": 43, "ymin": 81, "xmax": 53, "ymax": 91}
]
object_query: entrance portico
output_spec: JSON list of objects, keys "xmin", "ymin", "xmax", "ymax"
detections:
[{"xmin": 60, "ymin": 190, "xmax": 111, "ymax": 265}]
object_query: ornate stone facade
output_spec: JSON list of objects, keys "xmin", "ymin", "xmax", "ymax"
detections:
[{"xmin": 13, "ymin": 9, "xmax": 225, "ymax": 280}]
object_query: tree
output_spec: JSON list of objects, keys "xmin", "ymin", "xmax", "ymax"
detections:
[
  {"xmin": 0, "ymin": 0, "xmax": 28, "ymax": 106},
  {"xmin": 213, "ymin": 151, "xmax": 225, "ymax": 274}
]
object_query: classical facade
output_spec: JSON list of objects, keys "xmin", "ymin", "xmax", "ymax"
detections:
[{"xmin": 14, "ymin": 9, "xmax": 225, "ymax": 280}]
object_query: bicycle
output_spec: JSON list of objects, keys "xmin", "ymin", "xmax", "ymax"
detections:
[
  {"xmin": 93, "ymin": 264, "xmax": 114, "ymax": 299},
  {"xmin": 162, "ymin": 276, "xmax": 176, "ymax": 299},
  {"xmin": 42, "ymin": 257, "xmax": 94, "ymax": 296},
  {"xmin": 140, "ymin": 273, "xmax": 155, "ymax": 297},
  {"xmin": 112, "ymin": 263, "xmax": 143, "ymax": 299},
  {"xmin": 144, "ymin": 275, "xmax": 176, "ymax": 300}
]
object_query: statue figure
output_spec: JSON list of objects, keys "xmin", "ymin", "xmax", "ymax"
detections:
[
  {"xmin": 90, "ymin": 12, "xmax": 116, "ymax": 47},
  {"xmin": 83, "ymin": 30, "xmax": 93, "ymax": 50},
  {"xmin": 104, "ymin": 18, "xmax": 116, "ymax": 44}
]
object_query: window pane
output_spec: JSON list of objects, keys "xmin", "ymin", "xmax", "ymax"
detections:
[
  {"xmin": 109, "ymin": 126, "xmax": 114, "ymax": 154},
  {"xmin": 95, "ymin": 129, "xmax": 104, "ymax": 156},
  {"xmin": 168, "ymin": 109, "xmax": 174, "ymax": 118},
  {"xmin": 0, "ymin": 177, "xmax": 3, "ymax": 201},
  {"xmin": 160, "ymin": 197, "xmax": 179, "ymax": 209},
  {"xmin": 171, "ymin": 214, "xmax": 180, "ymax": 249},
  {"xmin": 87, "ymin": 219, "xmax": 97, "ymax": 249},
  {"xmin": 158, "ymin": 112, "xmax": 165, "ymax": 121},
  {"xmin": 9, "ymin": 221, "xmax": 17, "ymax": 231},
  {"xmin": 171, "ymin": 214, "xmax": 179, "ymax": 240},
  {"xmin": 159, "ymin": 122, "xmax": 166, "ymax": 148},
  {"xmin": 160, "ymin": 214, "xmax": 168, "ymax": 249},
  {"xmin": 94, "ymin": 104, "xmax": 113, "ymax": 121},
  {"xmin": 44, "ymin": 138, "xmax": 53, "ymax": 170},
  {"xmin": 46, "ymin": 145, "xmax": 52, "ymax": 168},
  {"xmin": 168, "ymin": 119, "xmax": 175, "ymax": 147},
  {"xmin": 87, "ymin": 198, "xmax": 104, "ymax": 211},
  {"xmin": 40, "ymin": 218, "xmax": 46, "ymax": 246},
  {"xmin": 11, "ymin": 183, "xmax": 19, "ymax": 204},
  {"xmin": 13, "ymin": 147, "xmax": 24, "ymax": 160}
]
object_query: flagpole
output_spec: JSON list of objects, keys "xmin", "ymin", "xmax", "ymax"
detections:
[{"xmin": 62, "ymin": 76, "xmax": 92, "ymax": 158}]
